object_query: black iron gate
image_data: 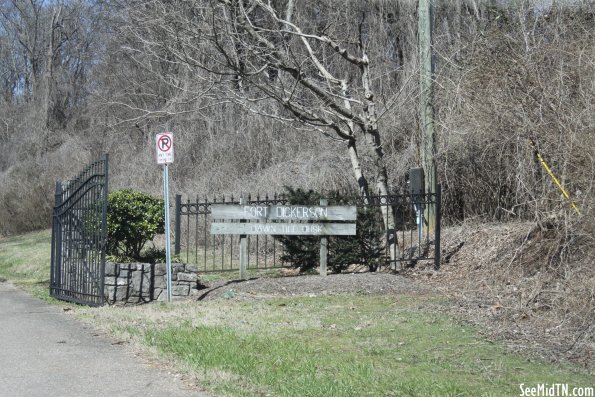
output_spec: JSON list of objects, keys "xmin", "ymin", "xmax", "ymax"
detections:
[{"xmin": 50, "ymin": 155, "xmax": 109, "ymax": 306}]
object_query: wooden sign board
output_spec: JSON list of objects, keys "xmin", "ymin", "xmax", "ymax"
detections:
[
  {"xmin": 211, "ymin": 222, "xmax": 356, "ymax": 236},
  {"xmin": 211, "ymin": 204, "xmax": 356, "ymax": 221}
]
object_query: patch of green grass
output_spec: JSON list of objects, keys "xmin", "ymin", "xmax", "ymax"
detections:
[
  {"xmin": 0, "ymin": 230, "xmax": 52, "ymax": 300},
  {"xmin": 139, "ymin": 295, "xmax": 592, "ymax": 397}
]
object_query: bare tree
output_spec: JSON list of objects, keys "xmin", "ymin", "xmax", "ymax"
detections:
[
  {"xmin": 116, "ymin": 0, "xmax": 405, "ymax": 259},
  {"xmin": 0, "ymin": 0, "xmax": 101, "ymax": 130}
]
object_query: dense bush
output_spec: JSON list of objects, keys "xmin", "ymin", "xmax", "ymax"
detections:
[
  {"xmin": 107, "ymin": 189, "xmax": 164, "ymax": 260},
  {"xmin": 277, "ymin": 187, "xmax": 384, "ymax": 273},
  {"xmin": 329, "ymin": 195, "xmax": 385, "ymax": 273},
  {"xmin": 276, "ymin": 188, "xmax": 321, "ymax": 271}
]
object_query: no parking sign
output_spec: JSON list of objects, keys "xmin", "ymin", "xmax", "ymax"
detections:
[{"xmin": 156, "ymin": 133, "xmax": 174, "ymax": 164}]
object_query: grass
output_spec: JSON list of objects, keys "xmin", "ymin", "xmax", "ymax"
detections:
[
  {"xmin": 0, "ymin": 229, "xmax": 53, "ymax": 300},
  {"xmin": 1, "ymin": 231, "xmax": 593, "ymax": 396},
  {"xmin": 80, "ymin": 295, "xmax": 594, "ymax": 397}
]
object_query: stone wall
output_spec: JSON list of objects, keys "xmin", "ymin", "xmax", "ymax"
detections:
[{"xmin": 104, "ymin": 262, "xmax": 202, "ymax": 304}]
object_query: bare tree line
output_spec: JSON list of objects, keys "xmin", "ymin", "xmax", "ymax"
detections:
[{"xmin": 0, "ymin": 0, "xmax": 592, "ymax": 242}]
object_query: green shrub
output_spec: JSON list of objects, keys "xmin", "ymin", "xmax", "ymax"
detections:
[
  {"xmin": 276, "ymin": 188, "xmax": 321, "ymax": 272},
  {"xmin": 326, "ymin": 191, "xmax": 385, "ymax": 273},
  {"xmin": 107, "ymin": 189, "xmax": 164, "ymax": 260},
  {"xmin": 277, "ymin": 187, "xmax": 384, "ymax": 273}
]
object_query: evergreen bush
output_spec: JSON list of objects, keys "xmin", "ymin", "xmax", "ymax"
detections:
[
  {"xmin": 276, "ymin": 188, "xmax": 321, "ymax": 271},
  {"xmin": 277, "ymin": 187, "xmax": 384, "ymax": 273},
  {"xmin": 106, "ymin": 189, "xmax": 164, "ymax": 260}
]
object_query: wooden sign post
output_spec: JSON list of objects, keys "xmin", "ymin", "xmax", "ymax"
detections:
[
  {"xmin": 211, "ymin": 200, "xmax": 357, "ymax": 278},
  {"xmin": 239, "ymin": 197, "xmax": 248, "ymax": 279},
  {"xmin": 319, "ymin": 199, "xmax": 328, "ymax": 277}
]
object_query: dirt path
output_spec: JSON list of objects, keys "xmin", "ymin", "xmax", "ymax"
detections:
[
  {"xmin": 195, "ymin": 272, "xmax": 430, "ymax": 300},
  {"xmin": 0, "ymin": 281, "xmax": 210, "ymax": 397}
]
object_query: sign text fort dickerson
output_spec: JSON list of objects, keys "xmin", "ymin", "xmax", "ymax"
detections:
[
  {"xmin": 210, "ymin": 204, "xmax": 357, "ymax": 236},
  {"xmin": 211, "ymin": 204, "xmax": 356, "ymax": 221}
]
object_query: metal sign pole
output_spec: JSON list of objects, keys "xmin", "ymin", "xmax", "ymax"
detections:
[
  {"xmin": 156, "ymin": 132, "xmax": 174, "ymax": 302},
  {"xmin": 163, "ymin": 163, "xmax": 172, "ymax": 303}
]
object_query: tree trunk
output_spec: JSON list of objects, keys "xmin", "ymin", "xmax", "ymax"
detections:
[
  {"xmin": 360, "ymin": 53, "xmax": 398, "ymax": 266},
  {"xmin": 347, "ymin": 139, "xmax": 369, "ymax": 198},
  {"xmin": 341, "ymin": 80, "xmax": 370, "ymax": 199}
]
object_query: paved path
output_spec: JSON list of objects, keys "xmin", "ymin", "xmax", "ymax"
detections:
[{"xmin": 0, "ymin": 282, "xmax": 209, "ymax": 397}]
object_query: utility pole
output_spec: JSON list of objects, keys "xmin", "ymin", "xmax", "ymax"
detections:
[{"xmin": 419, "ymin": 0, "xmax": 437, "ymax": 230}]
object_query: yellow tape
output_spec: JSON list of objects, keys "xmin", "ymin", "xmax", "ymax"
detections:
[{"xmin": 529, "ymin": 139, "xmax": 581, "ymax": 215}]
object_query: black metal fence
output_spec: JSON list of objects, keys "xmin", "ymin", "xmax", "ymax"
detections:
[
  {"xmin": 175, "ymin": 193, "xmax": 289, "ymax": 272},
  {"xmin": 174, "ymin": 187, "xmax": 441, "ymax": 272},
  {"xmin": 361, "ymin": 187, "xmax": 441, "ymax": 269},
  {"xmin": 50, "ymin": 155, "xmax": 109, "ymax": 306}
]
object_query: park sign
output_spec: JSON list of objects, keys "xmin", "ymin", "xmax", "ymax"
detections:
[
  {"xmin": 211, "ymin": 200, "xmax": 356, "ymax": 278},
  {"xmin": 210, "ymin": 204, "xmax": 357, "ymax": 236}
]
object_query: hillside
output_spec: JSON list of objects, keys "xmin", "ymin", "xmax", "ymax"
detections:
[
  {"xmin": 422, "ymin": 222, "xmax": 594, "ymax": 367},
  {"xmin": 0, "ymin": 1, "xmax": 592, "ymax": 231}
]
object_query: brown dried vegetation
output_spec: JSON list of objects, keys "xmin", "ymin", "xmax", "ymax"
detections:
[{"xmin": 415, "ymin": 222, "xmax": 594, "ymax": 368}]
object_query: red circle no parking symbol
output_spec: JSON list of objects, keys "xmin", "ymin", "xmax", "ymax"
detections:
[{"xmin": 157, "ymin": 135, "xmax": 172, "ymax": 152}]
